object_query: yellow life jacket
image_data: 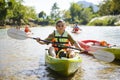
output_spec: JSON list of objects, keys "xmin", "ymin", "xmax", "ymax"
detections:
[{"xmin": 52, "ymin": 30, "xmax": 71, "ymax": 53}]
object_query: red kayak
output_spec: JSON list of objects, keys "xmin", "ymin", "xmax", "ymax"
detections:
[
  {"xmin": 72, "ymin": 27, "xmax": 82, "ymax": 34},
  {"xmin": 72, "ymin": 30, "xmax": 81, "ymax": 34},
  {"xmin": 78, "ymin": 40, "xmax": 103, "ymax": 52},
  {"xmin": 78, "ymin": 40, "xmax": 120, "ymax": 61},
  {"xmin": 78, "ymin": 39, "xmax": 112, "ymax": 54}
]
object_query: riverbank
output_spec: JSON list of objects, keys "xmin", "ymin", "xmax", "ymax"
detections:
[
  {"xmin": 0, "ymin": 25, "xmax": 11, "ymax": 29},
  {"xmin": 0, "ymin": 25, "xmax": 27, "ymax": 29},
  {"xmin": 0, "ymin": 24, "xmax": 38, "ymax": 29}
]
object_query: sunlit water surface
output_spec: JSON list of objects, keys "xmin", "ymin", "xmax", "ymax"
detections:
[{"xmin": 0, "ymin": 26, "xmax": 120, "ymax": 80}]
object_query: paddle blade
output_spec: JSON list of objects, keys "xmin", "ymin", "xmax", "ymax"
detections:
[
  {"xmin": 93, "ymin": 50, "xmax": 115, "ymax": 62},
  {"xmin": 7, "ymin": 28, "xmax": 28, "ymax": 40}
]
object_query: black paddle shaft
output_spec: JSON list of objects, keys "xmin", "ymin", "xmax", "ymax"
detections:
[{"xmin": 35, "ymin": 39, "xmax": 83, "ymax": 51}]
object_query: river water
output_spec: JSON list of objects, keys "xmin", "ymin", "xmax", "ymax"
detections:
[{"xmin": 0, "ymin": 26, "xmax": 120, "ymax": 80}]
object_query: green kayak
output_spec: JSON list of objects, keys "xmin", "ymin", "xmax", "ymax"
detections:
[
  {"xmin": 45, "ymin": 50, "xmax": 82, "ymax": 76},
  {"xmin": 103, "ymin": 47, "xmax": 120, "ymax": 60}
]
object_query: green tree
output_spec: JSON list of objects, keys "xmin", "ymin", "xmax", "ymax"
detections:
[
  {"xmin": 50, "ymin": 2, "xmax": 60, "ymax": 20},
  {"xmin": 81, "ymin": 7, "xmax": 94, "ymax": 24},
  {"xmin": 110, "ymin": 0, "xmax": 120, "ymax": 15},
  {"xmin": 0, "ymin": 0, "xmax": 37, "ymax": 26},
  {"xmin": 38, "ymin": 11, "xmax": 46, "ymax": 19},
  {"xmin": 98, "ymin": 0, "xmax": 120, "ymax": 15},
  {"xmin": 63, "ymin": 10, "xmax": 71, "ymax": 22},
  {"xmin": 0, "ymin": 0, "xmax": 7, "ymax": 25},
  {"xmin": 98, "ymin": 0, "xmax": 111, "ymax": 16},
  {"xmin": 69, "ymin": 3, "xmax": 82, "ymax": 23},
  {"xmin": 23, "ymin": 6, "xmax": 37, "ymax": 23}
]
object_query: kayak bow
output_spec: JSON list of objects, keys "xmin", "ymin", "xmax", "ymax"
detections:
[{"xmin": 45, "ymin": 49, "xmax": 82, "ymax": 76}]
